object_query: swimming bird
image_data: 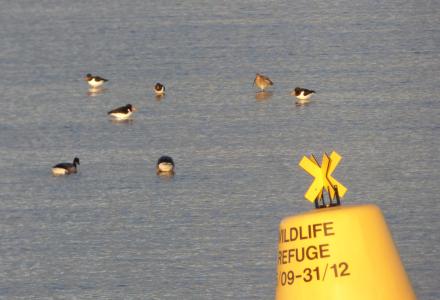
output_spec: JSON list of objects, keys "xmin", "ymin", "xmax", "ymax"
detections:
[
  {"xmin": 253, "ymin": 73, "xmax": 273, "ymax": 92},
  {"xmin": 108, "ymin": 104, "xmax": 137, "ymax": 120},
  {"xmin": 156, "ymin": 156, "xmax": 175, "ymax": 176},
  {"xmin": 51, "ymin": 157, "xmax": 80, "ymax": 176},
  {"xmin": 292, "ymin": 87, "xmax": 315, "ymax": 101},
  {"xmin": 84, "ymin": 73, "xmax": 108, "ymax": 88},
  {"xmin": 154, "ymin": 83, "xmax": 165, "ymax": 96}
]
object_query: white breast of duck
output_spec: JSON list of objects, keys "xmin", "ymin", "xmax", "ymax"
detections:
[
  {"xmin": 109, "ymin": 111, "xmax": 133, "ymax": 120},
  {"xmin": 88, "ymin": 78, "xmax": 104, "ymax": 88}
]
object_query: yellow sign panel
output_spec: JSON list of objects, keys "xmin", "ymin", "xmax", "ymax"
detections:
[
  {"xmin": 299, "ymin": 156, "xmax": 324, "ymax": 203},
  {"xmin": 327, "ymin": 151, "xmax": 347, "ymax": 198},
  {"xmin": 299, "ymin": 151, "xmax": 347, "ymax": 203},
  {"xmin": 308, "ymin": 155, "xmax": 324, "ymax": 200},
  {"xmin": 321, "ymin": 153, "xmax": 336, "ymax": 200}
]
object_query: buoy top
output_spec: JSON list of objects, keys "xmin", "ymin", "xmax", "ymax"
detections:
[{"xmin": 299, "ymin": 151, "xmax": 347, "ymax": 208}]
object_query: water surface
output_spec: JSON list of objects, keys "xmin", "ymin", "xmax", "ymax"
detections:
[{"xmin": 0, "ymin": 0, "xmax": 439, "ymax": 299}]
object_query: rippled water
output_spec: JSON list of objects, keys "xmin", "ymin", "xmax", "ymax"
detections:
[{"xmin": 0, "ymin": 0, "xmax": 439, "ymax": 299}]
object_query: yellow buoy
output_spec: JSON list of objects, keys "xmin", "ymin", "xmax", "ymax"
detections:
[{"xmin": 275, "ymin": 152, "xmax": 416, "ymax": 299}]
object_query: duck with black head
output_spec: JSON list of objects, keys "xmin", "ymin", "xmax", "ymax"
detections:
[
  {"xmin": 52, "ymin": 157, "xmax": 80, "ymax": 176},
  {"xmin": 84, "ymin": 73, "xmax": 108, "ymax": 88},
  {"xmin": 156, "ymin": 156, "xmax": 175, "ymax": 176},
  {"xmin": 292, "ymin": 87, "xmax": 315, "ymax": 101},
  {"xmin": 154, "ymin": 82, "xmax": 165, "ymax": 96},
  {"xmin": 107, "ymin": 104, "xmax": 137, "ymax": 120}
]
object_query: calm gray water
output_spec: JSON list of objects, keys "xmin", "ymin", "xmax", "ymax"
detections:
[{"xmin": 0, "ymin": 0, "xmax": 439, "ymax": 299}]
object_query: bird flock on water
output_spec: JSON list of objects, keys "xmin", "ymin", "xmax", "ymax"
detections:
[{"xmin": 52, "ymin": 73, "xmax": 314, "ymax": 177}]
